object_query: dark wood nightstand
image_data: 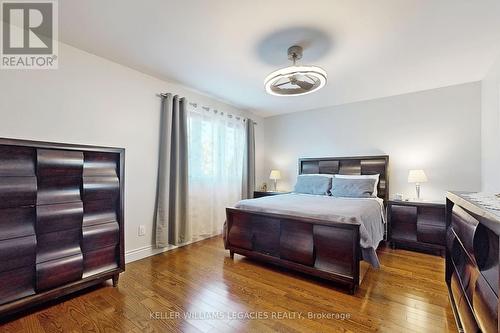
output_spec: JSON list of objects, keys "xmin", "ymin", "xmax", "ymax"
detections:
[
  {"xmin": 253, "ymin": 191, "xmax": 291, "ymax": 198},
  {"xmin": 387, "ymin": 200, "xmax": 446, "ymax": 256}
]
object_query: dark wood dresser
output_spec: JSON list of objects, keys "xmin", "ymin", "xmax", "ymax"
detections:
[
  {"xmin": 387, "ymin": 200, "xmax": 446, "ymax": 255},
  {"xmin": 0, "ymin": 138, "xmax": 124, "ymax": 318},
  {"xmin": 446, "ymin": 191, "xmax": 499, "ymax": 333}
]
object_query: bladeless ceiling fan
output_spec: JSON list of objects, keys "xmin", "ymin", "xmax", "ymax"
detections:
[{"xmin": 264, "ymin": 45, "xmax": 327, "ymax": 96}]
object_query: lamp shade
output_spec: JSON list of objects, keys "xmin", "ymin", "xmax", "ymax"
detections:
[
  {"xmin": 269, "ymin": 170, "xmax": 281, "ymax": 180},
  {"xmin": 408, "ymin": 169, "xmax": 428, "ymax": 183}
]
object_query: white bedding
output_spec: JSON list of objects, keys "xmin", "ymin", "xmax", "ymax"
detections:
[{"xmin": 234, "ymin": 193, "xmax": 385, "ymax": 267}]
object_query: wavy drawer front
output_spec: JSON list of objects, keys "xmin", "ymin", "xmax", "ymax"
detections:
[
  {"xmin": 83, "ymin": 152, "xmax": 118, "ymax": 177},
  {"xmin": 0, "ymin": 207, "xmax": 35, "ymax": 241},
  {"xmin": 451, "ymin": 205, "xmax": 479, "ymax": 262},
  {"xmin": 0, "ymin": 146, "xmax": 35, "ymax": 176},
  {"xmin": 0, "ymin": 177, "xmax": 37, "ymax": 209},
  {"xmin": 82, "ymin": 176, "xmax": 119, "ymax": 202},
  {"xmin": 82, "ymin": 222, "xmax": 119, "ymax": 252},
  {"xmin": 451, "ymin": 236, "xmax": 474, "ymax": 294},
  {"xmin": 474, "ymin": 224, "xmax": 499, "ymax": 296},
  {"xmin": 36, "ymin": 228, "xmax": 82, "ymax": 264},
  {"xmin": 36, "ymin": 149, "xmax": 83, "ymax": 205},
  {"xmin": 0, "ymin": 236, "xmax": 37, "ymax": 272},
  {"xmin": 37, "ymin": 149, "xmax": 83, "ymax": 177},
  {"xmin": 37, "ymin": 176, "xmax": 82, "ymax": 205},
  {"xmin": 36, "ymin": 254, "xmax": 83, "ymax": 291},
  {"xmin": 0, "ymin": 267, "xmax": 35, "ymax": 305},
  {"xmin": 83, "ymin": 200, "xmax": 117, "ymax": 227},
  {"xmin": 83, "ymin": 245, "xmax": 118, "ymax": 278},
  {"xmin": 36, "ymin": 202, "xmax": 83, "ymax": 233}
]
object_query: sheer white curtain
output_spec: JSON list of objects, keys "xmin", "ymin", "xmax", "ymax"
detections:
[{"xmin": 187, "ymin": 106, "xmax": 246, "ymax": 241}]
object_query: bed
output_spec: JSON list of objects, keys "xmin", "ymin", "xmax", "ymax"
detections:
[{"xmin": 224, "ymin": 155, "xmax": 389, "ymax": 294}]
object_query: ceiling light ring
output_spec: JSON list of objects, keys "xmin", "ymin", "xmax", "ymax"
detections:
[
  {"xmin": 264, "ymin": 65, "xmax": 327, "ymax": 97},
  {"xmin": 264, "ymin": 45, "xmax": 328, "ymax": 96}
]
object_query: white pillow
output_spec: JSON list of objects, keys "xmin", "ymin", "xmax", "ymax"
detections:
[
  {"xmin": 299, "ymin": 173, "xmax": 334, "ymax": 178},
  {"xmin": 333, "ymin": 174, "xmax": 380, "ymax": 196}
]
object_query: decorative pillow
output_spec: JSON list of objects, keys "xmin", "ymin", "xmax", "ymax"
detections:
[
  {"xmin": 330, "ymin": 177, "xmax": 377, "ymax": 198},
  {"xmin": 294, "ymin": 175, "xmax": 332, "ymax": 195},
  {"xmin": 334, "ymin": 174, "xmax": 379, "ymax": 196}
]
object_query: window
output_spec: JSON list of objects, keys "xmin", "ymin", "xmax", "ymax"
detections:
[{"xmin": 187, "ymin": 106, "xmax": 246, "ymax": 241}]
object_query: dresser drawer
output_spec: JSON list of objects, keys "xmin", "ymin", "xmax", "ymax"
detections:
[
  {"xmin": 390, "ymin": 205, "xmax": 417, "ymax": 241},
  {"xmin": 0, "ymin": 266, "xmax": 35, "ymax": 305},
  {"xmin": 417, "ymin": 223, "xmax": 446, "ymax": 245},
  {"xmin": 451, "ymin": 205, "xmax": 479, "ymax": 259},
  {"xmin": 473, "ymin": 274, "xmax": 498, "ymax": 333}
]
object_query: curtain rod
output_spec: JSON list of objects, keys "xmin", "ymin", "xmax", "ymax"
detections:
[{"xmin": 157, "ymin": 93, "xmax": 257, "ymax": 125}]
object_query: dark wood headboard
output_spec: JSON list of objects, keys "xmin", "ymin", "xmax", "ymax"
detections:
[{"xmin": 298, "ymin": 155, "xmax": 389, "ymax": 201}]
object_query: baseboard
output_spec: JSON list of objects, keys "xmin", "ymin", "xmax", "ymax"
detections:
[
  {"xmin": 125, "ymin": 244, "xmax": 173, "ymax": 263},
  {"xmin": 125, "ymin": 234, "xmax": 221, "ymax": 263}
]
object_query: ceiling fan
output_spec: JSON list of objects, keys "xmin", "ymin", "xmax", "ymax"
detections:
[{"xmin": 264, "ymin": 45, "xmax": 327, "ymax": 96}]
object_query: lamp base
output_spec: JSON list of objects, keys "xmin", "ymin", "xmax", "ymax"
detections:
[{"xmin": 415, "ymin": 183, "xmax": 421, "ymax": 200}]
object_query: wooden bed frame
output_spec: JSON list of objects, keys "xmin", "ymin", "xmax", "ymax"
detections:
[{"xmin": 224, "ymin": 155, "xmax": 389, "ymax": 294}]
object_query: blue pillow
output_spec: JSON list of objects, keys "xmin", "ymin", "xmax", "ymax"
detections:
[
  {"xmin": 293, "ymin": 175, "xmax": 332, "ymax": 195},
  {"xmin": 331, "ymin": 177, "xmax": 376, "ymax": 198}
]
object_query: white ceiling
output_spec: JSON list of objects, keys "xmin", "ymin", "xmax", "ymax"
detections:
[{"xmin": 59, "ymin": 0, "xmax": 500, "ymax": 117}]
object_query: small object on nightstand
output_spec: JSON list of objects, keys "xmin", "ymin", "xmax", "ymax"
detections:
[
  {"xmin": 260, "ymin": 182, "xmax": 268, "ymax": 191},
  {"xmin": 387, "ymin": 199, "xmax": 445, "ymax": 256},
  {"xmin": 408, "ymin": 169, "xmax": 427, "ymax": 200},
  {"xmin": 253, "ymin": 190, "xmax": 290, "ymax": 199},
  {"xmin": 269, "ymin": 170, "xmax": 281, "ymax": 191}
]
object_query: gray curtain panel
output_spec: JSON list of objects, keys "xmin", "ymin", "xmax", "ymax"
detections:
[
  {"xmin": 155, "ymin": 94, "xmax": 189, "ymax": 247},
  {"xmin": 242, "ymin": 119, "xmax": 256, "ymax": 199}
]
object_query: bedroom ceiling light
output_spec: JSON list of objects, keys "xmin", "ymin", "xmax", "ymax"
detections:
[{"xmin": 264, "ymin": 45, "xmax": 327, "ymax": 96}]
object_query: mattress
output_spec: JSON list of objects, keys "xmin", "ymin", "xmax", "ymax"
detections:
[{"xmin": 234, "ymin": 193, "xmax": 385, "ymax": 267}]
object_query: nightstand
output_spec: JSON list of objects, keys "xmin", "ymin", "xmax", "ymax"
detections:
[
  {"xmin": 387, "ymin": 200, "xmax": 446, "ymax": 256},
  {"xmin": 253, "ymin": 191, "xmax": 291, "ymax": 198}
]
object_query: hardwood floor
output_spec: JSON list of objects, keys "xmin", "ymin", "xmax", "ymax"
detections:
[{"xmin": 1, "ymin": 236, "xmax": 457, "ymax": 332}]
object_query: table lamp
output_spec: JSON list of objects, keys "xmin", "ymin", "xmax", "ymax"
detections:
[
  {"xmin": 269, "ymin": 170, "xmax": 281, "ymax": 191},
  {"xmin": 408, "ymin": 169, "xmax": 427, "ymax": 200}
]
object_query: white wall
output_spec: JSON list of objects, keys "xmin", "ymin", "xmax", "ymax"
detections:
[
  {"xmin": 0, "ymin": 42, "xmax": 264, "ymax": 261},
  {"xmin": 481, "ymin": 56, "xmax": 500, "ymax": 192},
  {"xmin": 262, "ymin": 82, "xmax": 482, "ymax": 201}
]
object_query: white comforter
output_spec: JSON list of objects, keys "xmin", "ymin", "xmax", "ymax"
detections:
[{"xmin": 234, "ymin": 193, "xmax": 385, "ymax": 267}]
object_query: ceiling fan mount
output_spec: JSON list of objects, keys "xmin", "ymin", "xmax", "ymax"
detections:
[{"xmin": 287, "ymin": 45, "xmax": 303, "ymax": 62}]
